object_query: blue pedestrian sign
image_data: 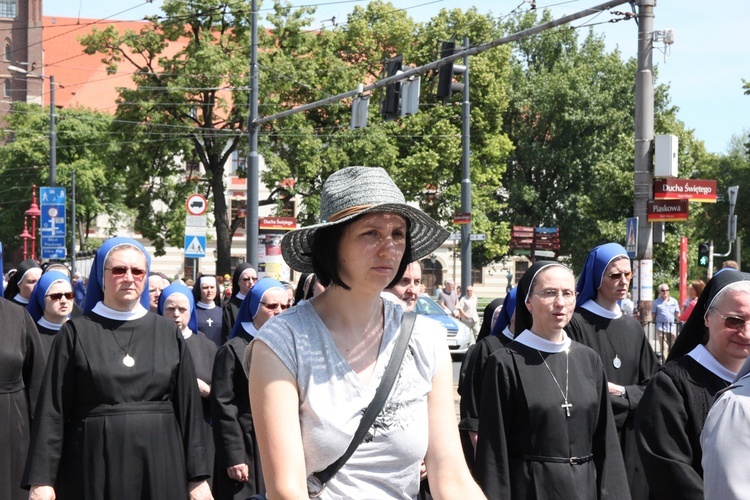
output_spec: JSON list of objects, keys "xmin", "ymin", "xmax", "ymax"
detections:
[
  {"xmin": 40, "ymin": 186, "xmax": 67, "ymax": 259},
  {"xmin": 184, "ymin": 235, "xmax": 206, "ymax": 258}
]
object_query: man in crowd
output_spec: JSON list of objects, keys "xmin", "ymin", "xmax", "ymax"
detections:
[
  {"xmin": 385, "ymin": 261, "xmax": 422, "ymax": 312},
  {"xmin": 437, "ymin": 279, "xmax": 458, "ymax": 316},
  {"xmin": 147, "ymin": 272, "xmax": 171, "ymax": 313},
  {"xmin": 652, "ymin": 283, "xmax": 680, "ymax": 359}
]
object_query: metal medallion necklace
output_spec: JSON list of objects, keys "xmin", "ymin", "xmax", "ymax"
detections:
[
  {"xmin": 110, "ymin": 328, "xmax": 136, "ymax": 367},
  {"xmin": 602, "ymin": 328, "xmax": 621, "ymax": 369},
  {"xmin": 538, "ymin": 348, "xmax": 572, "ymax": 418}
]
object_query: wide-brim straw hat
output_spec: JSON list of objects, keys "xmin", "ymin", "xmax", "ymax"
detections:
[{"xmin": 281, "ymin": 166, "xmax": 450, "ymax": 273}]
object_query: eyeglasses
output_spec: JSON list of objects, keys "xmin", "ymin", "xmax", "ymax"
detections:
[
  {"xmin": 716, "ymin": 313, "xmax": 750, "ymax": 331},
  {"xmin": 242, "ymin": 277, "xmax": 258, "ymax": 282},
  {"xmin": 659, "ymin": 288, "xmax": 669, "ymax": 292},
  {"xmin": 608, "ymin": 271, "xmax": 633, "ymax": 281},
  {"xmin": 530, "ymin": 289, "xmax": 578, "ymax": 304},
  {"xmin": 260, "ymin": 302, "xmax": 289, "ymax": 311},
  {"xmin": 47, "ymin": 292, "xmax": 75, "ymax": 301},
  {"xmin": 105, "ymin": 266, "xmax": 147, "ymax": 281}
]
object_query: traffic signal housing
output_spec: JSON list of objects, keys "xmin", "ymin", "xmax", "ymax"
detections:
[
  {"xmin": 380, "ymin": 55, "xmax": 403, "ymax": 121},
  {"xmin": 698, "ymin": 242, "xmax": 710, "ymax": 267},
  {"xmin": 436, "ymin": 38, "xmax": 466, "ymax": 103}
]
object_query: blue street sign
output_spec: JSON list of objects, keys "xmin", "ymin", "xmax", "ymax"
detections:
[
  {"xmin": 184, "ymin": 235, "xmax": 206, "ymax": 258},
  {"xmin": 625, "ymin": 217, "xmax": 638, "ymax": 259},
  {"xmin": 40, "ymin": 187, "xmax": 67, "ymax": 259}
]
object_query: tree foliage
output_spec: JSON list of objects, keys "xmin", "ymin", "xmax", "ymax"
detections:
[{"xmin": 0, "ymin": 103, "xmax": 123, "ymax": 256}]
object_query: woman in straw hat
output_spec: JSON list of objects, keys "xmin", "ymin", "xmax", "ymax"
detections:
[{"xmin": 246, "ymin": 167, "xmax": 484, "ymax": 499}]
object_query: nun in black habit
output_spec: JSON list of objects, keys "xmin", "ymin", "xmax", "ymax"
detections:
[
  {"xmin": 193, "ymin": 274, "xmax": 223, "ymax": 347},
  {"xmin": 211, "ymin": 278, "xmax": 286, "ymax": 499},
  {"xmin": 474, "ymin": 261, "xmax": 629, "ymax": 500},
  {"xmin": 565, "ymin": 243, "xmax": 658, "ymax": 499},
  {"xmin": 4, "ymin": 259, "xmax": 42, "ymax": 307},
  {"xmin": 457, "ymin": 290, "xmax": 516, "ymax": 475},
  {"xmin": 220, "ymin": 263, "xmax": 256, "ymax": 344},
  {"xmin": 634, "ymin": 270, "xmax": 750, "ymax": 500},
  {"xmin": 0, "ymin": 245, "xmax": 45, "ymax": 500},
  {"xmin": 25, "ymin": 270, "xmax": 72, "ymax": 360},
  {"xmin": 22, "ymin": 237, "xmax": 211, "ymax": 500}
]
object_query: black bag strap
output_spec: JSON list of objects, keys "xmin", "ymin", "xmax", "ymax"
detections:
[{"xmin": 312, "ymin": 312, "xmax": 417, "ymax": 487}]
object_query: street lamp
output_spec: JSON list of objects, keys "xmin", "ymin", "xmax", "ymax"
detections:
[
  {"xmin": 25, "ymin": 185, "xmax": 41, "ymax": 260},
  {"xmin": 8, "ymin": 65, "xmax": 57, "ymax": 186}
]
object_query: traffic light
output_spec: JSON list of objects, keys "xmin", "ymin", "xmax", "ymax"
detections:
[
  {"xmin": 380, "ymin": 55, "xmax": 403, "ymax": 121},
  {"xmin": 436, "ymin": 38, "xmax": 466, "ymax": 103},
  {"xmin": 698, "ymin": 242, "xmax": 710, "ymax": 267}
]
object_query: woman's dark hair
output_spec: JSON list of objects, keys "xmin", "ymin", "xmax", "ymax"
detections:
[
  {"xmin": 309, "ymin": 215, "xmax": 413, "ymax": 290},
  {"xmin": 293, "ymin": 273, "xmax": 315, "ymax": 305}
]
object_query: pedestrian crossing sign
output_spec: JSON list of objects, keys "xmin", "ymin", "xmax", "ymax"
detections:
[{"xmin": 184, "ymin": 235, "xmax": 206, "ymax": 258}]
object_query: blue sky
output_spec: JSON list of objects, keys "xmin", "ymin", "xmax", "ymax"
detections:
[{"xmin": 45, "ymin": 0, "xmax": 750, "ymax": 155}]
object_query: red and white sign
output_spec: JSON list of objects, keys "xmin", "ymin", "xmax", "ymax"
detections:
[
  {"xmin": 259, "ymin": 216, "xmax": 297, "ymax": 231},
  {"xmin": 186, "ymin": 194, "xmax": 208, "ymax": 216},
  {"xmin": 453, "ymin": 212, "xmax": 471, "ymax": 225},
  {"xmin": 647, "ymin": 199, "xmax": 689, "ymax": 222},
  {"xmin": 653, "ymin": 179, "xmax": 717, "ymax": 203}
]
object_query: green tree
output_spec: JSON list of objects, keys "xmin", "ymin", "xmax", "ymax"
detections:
[{"xmin": 0, "ymin": 103, "xmax": 124, "ymax": 256}]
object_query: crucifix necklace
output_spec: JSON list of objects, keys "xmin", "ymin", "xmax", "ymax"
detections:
[
  {"xmin": 538, "ymin": 348, "xmax": 571, "ymax": 417},
  {"xmin": 110, "ymin": 328, "xmax": 136, "ymax": 367}
]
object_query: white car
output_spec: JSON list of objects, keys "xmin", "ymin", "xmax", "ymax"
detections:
[{"xmin": 413, "ymin": 295, "xmax": 472, "ymax": 356}]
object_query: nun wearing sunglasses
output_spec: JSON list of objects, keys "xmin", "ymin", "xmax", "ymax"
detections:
[
  {"xmin": 23, "ymin": 237, "xmax": 212, "ymax": 500},
  {"xmin": 635, "ymin": 270, "xmax": 750, "ymax": 500},
  {"xmin": 26, "ymin": 270, "xmax": 73, "ymax": 360}
]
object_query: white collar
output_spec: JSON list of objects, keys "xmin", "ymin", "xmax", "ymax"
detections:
[
  {"xmin": 196, "ymin": 301, "xmax": 216, "ymax": 310},
  {"xmin": 13, "ymin": 293, "xmax": 29, "ymax": 305},
  {"xmin": 502, "ymin": 326, "xmax": 514, "ymax": 341},
  {"xmin": 241, "ymin": 321, "xmax": 258, "ymax": 336},
  {"xmin": 687, "ymin": 344, "xmax": 737, "ymax": 383},
  {"xmin": 514, "ymin": 329, "xmax": 572, "ymax": 353},
  {"xmin": 37, "ymin": 317, "xmax": 65, "ymax": 331},
  {"xmin": 236, "ymin": 292, "xmax": 246, "ymax": 301},
  {"xmin": 91, "ymin": 301, "xmax": 149, "ymax": 321},
  {"xmin": 580, "ymin": 299, "xmax": 622, "ymax": 319},
  {"xmin": 181, "ymin": 327, "xmax": 193, "ymax": 339}
]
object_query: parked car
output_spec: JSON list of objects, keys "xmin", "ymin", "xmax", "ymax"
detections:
[{"xmin": 413, "ymin": 294, "xmax": 472, "ymax": 356}]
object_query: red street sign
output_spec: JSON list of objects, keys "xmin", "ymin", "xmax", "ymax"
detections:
[
  {"xmin": 259, "ymin": 216, "xmax": 297, "ymax": 230},
  {"xmin": 453, "ymin": 212, "xmax": 471, "ymax": 224},
  {"xmin": 513, "ymin": 225, "xmax": 534, "ymax": 232},
  {"xmin": 647, "ymin": 199, "xmax": 689, "ymax": 222},
  {"xmin": 653, "ymin": 179, "xmax": 717, "ymax": 203}
]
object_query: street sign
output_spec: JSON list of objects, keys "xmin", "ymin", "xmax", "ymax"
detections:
[
  {"xmin": 625, "ymin": 217, "xmax": 638, "ymax": 258},
  {"xmin": 186, "ymin": 194, "xmax": 208, "ymax": 216},
  {"xmin": 184, "ymin": 235, "xmax": 207, "ymax": 258},
  {"xmin": 453, "ymin": 212, "xmax": 471, "ymax": 224},
  {"xmin": 469, "ymin": 233, "xmax": 486, "ymax": 241},
  {"xmin": 40, "ymin": 186, "xmax": 66, "ymax": 259},
  {"xmin": 447, "ymin": 232, "xmax": 461, "ymax": 241},
  {"xmin": 185, "ymin": 215, "xmax": 207, "ymax": 236},
  {"xmin": 653, "ymin": 179, "xmax": 717, "ymax": 203},
  {"xmin": 647, "ymin": 199, "xmax": 689, "ymax": 222}
]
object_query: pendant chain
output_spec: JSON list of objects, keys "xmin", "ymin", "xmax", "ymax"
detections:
[
  {"xmin": 109, "ymin": 328, "xmax": 136, "ymax": 366},
  {"xmin": 538, "ymin": 348, "xmax": 572, "ymax": 417}
]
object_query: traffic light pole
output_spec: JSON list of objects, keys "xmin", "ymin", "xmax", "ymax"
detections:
[{"xmin": 460, "ymin": 37, "xmax": 472, "ymax": 292}]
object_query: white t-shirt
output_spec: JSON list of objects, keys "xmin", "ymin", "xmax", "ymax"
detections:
[{"xmin": 252, "ymin": 299, "xmax": 445, "ymax": 499}]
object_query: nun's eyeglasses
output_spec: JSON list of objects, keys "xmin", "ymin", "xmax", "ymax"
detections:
[
  {"xmin": 105, "ymin": 266, "xmax": 147, "ymax": 280},
  {"xmin": 47, "ymin": 292, "xmax": 75, "ymax": 301},
  {"xmin": 530, "ymin": 289, "xmax": 577, "ymax": 304},
  {"xmin": 608, "ymin": 271, "xmax": 633, "ymax": 281},
  {"xmin": 261, "ymin": 302, "xmax": 289, "ymax": 311},
  {"xmin": 716, "ymin": 313, "xmax": 749, "ymax": 331}
]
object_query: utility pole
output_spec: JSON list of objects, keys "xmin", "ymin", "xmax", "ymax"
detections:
[
  {"xmin": 49, "ymin": 75, "xmax": 57, "ymax": 187},
  {"xmin": 460, "ymin": 36, "xmax": 472, "ymax": 292},
  {"xmin": 71, "ymin": 171, "xmax": 76, "ymax": 274},
  {"xmin": 246, "ymin": 0, "xmax": 259, "ymax": 269},
  {"xmin": 634, "ymin": 0, "xmax": 655, "ymax": 321}
]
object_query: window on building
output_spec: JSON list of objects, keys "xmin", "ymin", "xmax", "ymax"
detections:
[
  {"xmin": 0, "ymin": 0, "xmax": 16, "ymax": 18},
  {"xmin": 3, "ymin": 79, "xmax": 10, "ymax": 98},
  {"xmin": 514, "ymin": 260, "xmax": 529, "ymax": 286},
  {"xmin": 471, "ymin": 265, "xmax": 483, "ymax": 285},
  {"xmin": 231, "ymin": 150, "xmax": 246, "ymax": 173},
  {"xmin": 4, "ymin": 41, "xmax": 10, "ymax": 61}
]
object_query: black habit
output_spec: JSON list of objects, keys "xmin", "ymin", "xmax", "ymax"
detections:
[
  {"xmin": 0, "ymin": 299, "xmax": 44, "ymax": 500},
  {"xmin": 22, "ymin": 312, "xmax": 210, "ymax": 499},
  {"xmin": 566, "ymin": 308, "xmax": 658, "ymax": 499},
  {"xmin": 634, "ymin": 355, "xmax": 729, "ymax": 500},
  {"xmin": 197, "ymin": 305, "xmax": 223, "ymax": 347},
  {"xmin": 475, "ymin": 338, "xmax": 630, "ymax": 500},
  {"xmin": 185, "ymin": 331, "xmax": 218, "ymax": 485},
  {"xmin": 221, "ymin": 295, "xmax": 243, "ymax": 345},
  {"xmin": 211, "ymin": 329, "xmax": 264, "ymax": 499}
]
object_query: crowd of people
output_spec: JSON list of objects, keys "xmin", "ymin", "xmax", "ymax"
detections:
[{"xmin": 1, "ymin": 165, "xmax": 748, "ymax": 500}]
